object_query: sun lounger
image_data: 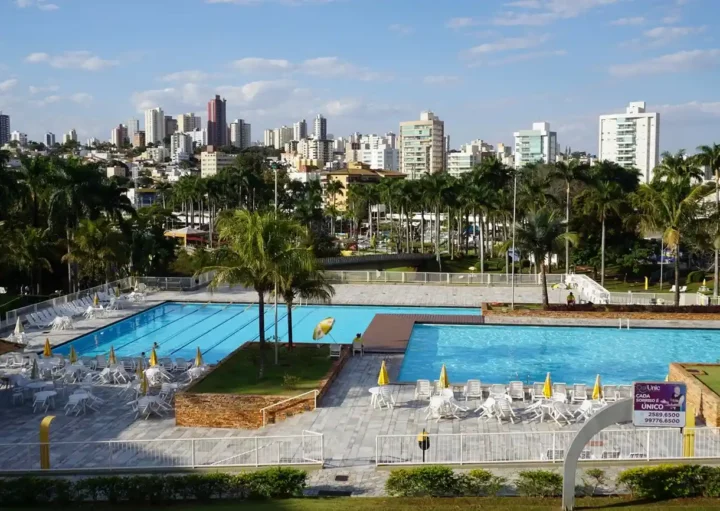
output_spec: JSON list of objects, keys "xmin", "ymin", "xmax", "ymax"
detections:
[
  {"xmin": 530, "ymin": 382, "xmax": 545, "ymax": 401},
  {"xmin": 495, "ymin": 398, "xmax": 517, "ymax": 424},
  {"xmin": 603, "ymin": 385, "xmax": 618, "ymax": 402},
  {"xmin": 616, "ymin": 385, "xmax": 633, "ymax": 400},
  {"xmin": 571, "ymin": 384, "xmax": 587, "ymax": 403},
  {"xmin": 489, "ymin": 384, "xmax": 507, "ymax": 399},
  {"xmin": 463, "ymin": 379, "xmax": 483, "ymax": 401},
  {"xmin": 415, "ymin": 379, "xmax": 432, "ymax": 400},
  {"xmin": 329, "ymin": 344, "xmax": 342, "ymax": 359},
  {"xmin": 508, "ymin": 381, "xmax": 525, "ymax": 402}
]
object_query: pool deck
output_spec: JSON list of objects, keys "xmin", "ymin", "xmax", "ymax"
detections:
[{"xmin": 363, "ymin": 314, "xmax": 485, "ymax": 352}]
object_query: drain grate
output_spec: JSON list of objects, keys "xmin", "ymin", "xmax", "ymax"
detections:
[
  {"xmin": 334, "ymin": 475, "xmax": 349, "ymax": 482},
  {"xmin": 318, "ymin": 490, "xmax": 353, "ymax": 497}
]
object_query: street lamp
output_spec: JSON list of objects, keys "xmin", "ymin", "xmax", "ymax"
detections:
[
  {"xmin": 272, "ymin": 162, "xmax": 279, "ymax": 365},
  {"xmin": 511, "ymin": 169, "xmax": 518, "ymax": 310}
]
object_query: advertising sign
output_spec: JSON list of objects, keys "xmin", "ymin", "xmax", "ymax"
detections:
[{"xmin": 633, "ymin": 382, "xmax": 686, "ymax": 428}]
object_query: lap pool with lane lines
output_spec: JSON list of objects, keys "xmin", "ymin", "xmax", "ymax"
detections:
[{"xmin": 54, "ymin": 302, "xmax": 478, "ymax": 364}]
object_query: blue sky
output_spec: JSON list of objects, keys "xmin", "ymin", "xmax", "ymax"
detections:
[{"xmin": 1, "ymin": 0, "xmax": 719, "ymax": 153}]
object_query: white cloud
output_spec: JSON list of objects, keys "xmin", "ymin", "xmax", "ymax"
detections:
[
  {"xmin": 161, "ymin": 70, "xmax": 213, "ymax": 82},
  {"xmin": 0, "ymin": 79, "xmax": 18, "ymax": 93},
  {"xmin": 446, "ymin": 17, "xmax": 477, "ymax": 29},
  {"xmin": 488, "ymin": 49, "xmax": 567, "ymax": 65},
  {"xmin": 493, "ymin": 0, "xmax": 620, "ymax": 26},
  {"xmin": 505, "ymin": 0, "xmax": 542, "ymax": 7},
  {"xmin": 423, "ymin": 75, "xmax": 461, "ymax": 85},
  {"xmin": 28, "ymin": 84, "xmax": 59, "ymax": 94},
  {"xmin": 31, "ymin": 95, "xmax": 61, "ymax": 107},
  {"xmin": 15, "ymin": 0, "xmax": 59, "ymax": 10},
  {"xmin": 611, "ymin": 17, "xmax": 645, "ymax": 26},
  {"xmin": 468, "ymin": 34, "xmax": 550, "ymax": 54},
  {"xmin": 609, "ymin": 49, "xmax": 720, "ymax": 77},
  {"xmin": 231, "ymin": 57, "xmax": 292, "ymax": 72},
  {"xmin": 389, "ymin": 24, "xmax": 413, "ymax": 35},
  {"xmin": 25, "ymin": 51, "xmax": 118, "ymax": 71},
  {"xmin": 643, "ymin": 25, "xmax": 705, "ymax": 39},
  {"xmin": 299, "ymin": 57, "xmax": 389, "ymax": 81},
  {"xmin": 70, "ymin": 93, "xmax": 94, "ymax": 105},
  {"xmin": 655, "ymin": 101, "xmax": 720, "ymax": 116},
  {"xmin": 662, "ymin": 14, "xmax": 681, "ymax": 24}
]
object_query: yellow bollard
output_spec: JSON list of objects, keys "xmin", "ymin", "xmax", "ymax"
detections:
[
  {"xmin": 644, "ymin": 276, "xmax": 649, "ymax": 291},
  {"xmin": 683, "ymin": 406, "xmax": 695, "ymax": 458},
  {"xmin": 39, "ymin": 416, "xmax": 55, "ymax": 469}
]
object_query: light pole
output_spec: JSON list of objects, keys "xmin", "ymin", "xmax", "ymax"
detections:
[
  {"xmin": 511, "ymin": 169, "xmax": 518, "ymax": 310},
  {"xmin": 273, "ymin": 163, "xmax": 279, "ymax": 365}
]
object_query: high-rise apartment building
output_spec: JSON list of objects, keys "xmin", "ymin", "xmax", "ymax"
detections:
[
  {"xmin": 63, "ymin": 129, "xmax": 77, "ymax": 145},
  {"xmin": 186, "ymin": 128, "xmax": 206, "ymax": 149},
  {"xmin": 165, "ymin": 116, "xmax": 178, "ymax": 138},
  {"xmin": 110, "ymin": 124, "xmax": 127, "ymax": 147},
  {"xmin": 263, "ymin": 129, "xmax": 275, "ymax": 148},
  {"xmin": 207, "ymin": 95, "xmax": 227, "ymax": 147},
  {"xmin": 314, "ymin": 114, "xmax": 327, "ymax": 140},
  {"xmin": 0, "ymin": 112, "xmax": 10, "ymax": 146},
  {"xmin": 171, "ymin": 132, "xmax": 193, "ymax": 162},
  {"xmin": 11, "ymin": 131, "xmax": 28, "ymax": 146},
  {"xmin": 133, "ymin": 131, "xmax": 146, "ymax": 148},
  {"xmin": 230, "ymin": 119, "xmax": 251, "ymax": 150},
  {"xmin": 177, "ymin": 113, "xmax": 201, "ymax": 133},
  {"xmin": 200, "ymin": 146, "xmax": 235, "ymax": 177},
  {"xmin": 144, "ymin": 107, "xmax": 165, "ymax": 145},
  {"xmin": 399, "ymin": 111, "xmax": 445, "ymax": 179},
  {"xmin": 127, "ymin": 118, "xmax": 139, "ymax": 144},
  {"xmin": 599, "ymin": 101, "xmax": 660, "ymax": 183},
  {"xmin": 273, "ymin": 126, "xmax": 293, "ymax": 150},
  {"xmin": 513, "ymin": 122, "xmax": 558, "ymax": 168},
  {"xmin": 45, "ymin": 132, "xmax": 56, "ymax": 147},
  {"xmin": 447, "ymin": 140, "xmax": 495, "ymax": 177},
  {"xmin": 293, "ymin": 119, "xmax": 308, "ymax": 141}
]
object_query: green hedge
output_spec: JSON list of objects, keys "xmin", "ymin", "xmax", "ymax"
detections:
[
  {"xmin": 617, "ymin": 464, "xmax": 720, "ymax": 500},
  {"xmin": 0, "ymin": 469, "xmax": 307, "ymax": 506},
  {"xmin": 686, "ymin": 270, "xmax": 706, "ymax": 285},
  {"xmin": 385, "ymin": 466, "xmax": 505, "ymax": 497}
]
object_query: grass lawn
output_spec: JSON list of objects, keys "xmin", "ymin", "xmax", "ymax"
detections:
[
  {"xmin": 602, "ymin": 279, "xmax": 707, "ymax": 294},
  {"xmin": 685, "ymin": 365, "xmax": 720, "ymax": 396},
  {"xmin": 385, "ymin": 266, "xmax": 417, "ymax": 272},
  {"xmin": 190, "ymin": 345, "xmax": 334, "ymax": 396},
  {"xmin": 10, "ymin": 497, "xmax": 720, "ymax": 511}
]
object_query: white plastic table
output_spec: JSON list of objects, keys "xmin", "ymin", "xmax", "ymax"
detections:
[{"xmin": 33, "ymin": 390, "xmax": 57, "ymax": 411}]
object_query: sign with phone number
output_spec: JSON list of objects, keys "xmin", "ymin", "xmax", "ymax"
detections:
[{"xmin": 633, "ymin": 382, "xmax": 686, "ymax": 428}]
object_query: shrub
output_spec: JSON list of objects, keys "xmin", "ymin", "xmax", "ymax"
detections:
[
  {"xmin": 687, "ymin": 270, "xmax": 706, "ymax": 285},
  {"xmin": 283, "ymin": 374, "xmax": 300, "ymax": 390},
  {"xmin": 580, "ymin": 468, "xmax": 607, "ymax": 496},
  {"xmin": 515, "ymin": 470, "xmax": 563, "ymax": 498},
  {"xmin": 617, "ymin": 464, "xmax": 712, "ymax": 499},
  {"xmin": 385, "ymin": 466, "xmax": 462, "ymax": 497},
  {"xmin": 244, "ymin": 467, "xmax": 307, "ymax": 499},
  {"xmin": 464, "ymin": 469, "xmax": 506, "ymax": 496}
]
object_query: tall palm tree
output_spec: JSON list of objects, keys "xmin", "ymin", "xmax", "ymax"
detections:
[
  {"xmin": 9, "ymin": 227, "xmax": 53, "ymax": 294},
  {"xmin": 696, "ymin": 143, "xmax": 720, "ymax": 297},
  {"xmin": 552, "ymin": 160, "xmax": 589, "ymax": 273},
  {"xmin": 62, "ymin": 218, "xmax": 127, "ymax": 286},
  {"xmin": 578, "ymin": 180, "xmax": 624, "ymax": 287},
  {"xmin": 202, "ymin": 211, "xmax": 311, "ymax": 375},
  {"xmin": 324, "ymin": 180, "xmax": 344, "ymax": 235},
  {"xmin": 514, "ymin": 208, "xmax": 577, "ymax": 308},
  {"xmin": 18, "ymin": 155, "xmax": 55, "ymax": 228},
  {"xmin": 422, "ymin": 172, "xmax": 452, "ymax": 267}
]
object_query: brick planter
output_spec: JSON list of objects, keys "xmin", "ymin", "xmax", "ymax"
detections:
[
  {"xmin": 175, "ymin": 344, "xmax": 350, "ymax": 429},
  {"xmin": 669, "ymin": 363, "xmax": 720, "ymax": 427},
  {"xmin": 482, "ymin": 302, "xmax": 720, "ymax": 321}
]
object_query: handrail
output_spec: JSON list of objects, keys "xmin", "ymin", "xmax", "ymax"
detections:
[{"xmin": 261, "ymin": 390, "xmax": 319, "ymax": 426}]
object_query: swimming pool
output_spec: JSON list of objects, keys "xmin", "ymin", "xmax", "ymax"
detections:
[
  {"xmin": 54, "ymin": 303, "xmax": 478, "ymax": 364},
  {"xmin": 398, "ymin": 324, "xmax": 720, "ymax": 385}
]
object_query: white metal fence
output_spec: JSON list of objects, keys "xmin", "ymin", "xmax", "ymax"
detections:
[
  {"xmin": 0, "ymin": 431, "xmax": 323, "ymax": 472},
  {"xmin": 375, "ymin": 428, "xmax": 720, "ymax": 466},
  {"xmin": 325, "ymin": 271, "xmax": 566, "ymax": 287},
  {"xmin": 607, "ymin": 291, "xmax": 697, "ymax": 306}
]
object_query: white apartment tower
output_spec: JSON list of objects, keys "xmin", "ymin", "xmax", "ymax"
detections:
[
  {"xmin": 11, "ymin": 131, "xmax": 27, "ymax": 146},
  {"xmin": 263, "ymin": 129, "xmax": 275, "ymax": 148},
  {"xmin": 273, "ymin": 126, "xmax": 293, "ymax": 149},
  {"xmin": 314, "ymin": 114, "xmax": 327, "ymax": 140},
  {"xmin": 399, "ymin": 111, "xmax": 445, "ymax": 179},
  {"xmin": 293, "ymin": 119, "xmax": 308, "ymax": 141},
  {"xmin": 45, "ymin": 132, "xmax": 56, "ymax": 147},
  {"xmin": 62, "ymin": 129, "xmax": 77, "ymax": 145},
  {"xmin": 599, "ymin": 101, "xmax": 660, "ymax": 183},
  {"xmin": 513, "ymin": 122, "xmax": 558, "ymax": 168},
  {"xmin": 230, "ymin": 119, "xmax": 251, "ymax": 150},
  {"xmin": 177, "ymin": 113, "xmax": 201, "ymax": 133},
  {"xmin": 144, "ymin": 107, "xmax": 165, "ymax": 145},
  {"xmin": 127, "ymin": 118, "xmax": 139, "ymax": 144},
  {"xmin": 110, "ymin": 124, "xmax": 127, "ymax": 147}
]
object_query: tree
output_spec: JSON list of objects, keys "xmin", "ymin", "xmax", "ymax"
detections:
[
  {"xmin": 324, "ymin": 179, "xmax": 344, "ymax": 235},
  {"xmin": 578, "ymin": 180, "xmax": 624, "ymax": 287},
  {"xmin": 514, "ymin": 208, "xmax": 577, "ymax": 308},
  {"xmin": 62, "ymin": 218, "xmax": 128, "ymax": 286},
  {"xmin": 696, "ymin": 143, "xmax": 720, "ymax": 297},
  {"xmin": 8, "ymin": 227, "xmax": 53, "ymax": 294},
  {"xmin": 552, "ymin": 160, "xmax": 588, "ymax": 273}
]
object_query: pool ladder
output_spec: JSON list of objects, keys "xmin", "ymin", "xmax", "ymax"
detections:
[{"xmin": 618, "ymin": 318, "xmax": 630, "ymax": 329}]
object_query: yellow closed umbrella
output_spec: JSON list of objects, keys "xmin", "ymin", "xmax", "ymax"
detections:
[
  {"xmin": 312, "ymin": 317, "xmax": 335, "ymax": 341},
  {"xmin": 69, "ymin": 346, "xmax": 78, "ymax": 364},
  {"xmin": 195, "ymin": 347, "xmax": 204, "ymax": 367},
  {"xmin": 378, "ymin": 360, "xmax": 390, "ymax": 386},
  {"xmin": 140, "ymin": 372, "xmax": 148, "ymax": 396},
  {"xmin": 30, "ymin": 358, "xmax": 39, "ymax": 380},
  {"xmin": 149, "ymin": 348, "xmax": 158, "ymax": 367},
  {"xmin": 108, "ymin": 346, "xmax": 117, "ymax": 365},
  {"xmin": 93, "ymin": 293, "xmax": 99, "ymax": 306},
  {"xmin": 592, "ymin": 374, "xmax": 602, "ymax": 400},
  {"xmin": 543, "ymin": 372, "xmax": 553, "ymax": 399},
  {"xmin": 43, "ymin": 338, "xmax": 52, "ymax": 358},
  {"xmin": 439, "ymin": 364, "xmax": 450, "ymax": 389}
]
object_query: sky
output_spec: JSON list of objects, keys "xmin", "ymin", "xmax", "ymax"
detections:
[{"xmin": 1, "ymin": 0, "xmax": 719, "ymax": 154}]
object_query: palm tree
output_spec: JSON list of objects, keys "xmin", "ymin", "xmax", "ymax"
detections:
[
  {"xmin": 552, "ymin": 160, "xmax": 589, "ymax": 273},
  {"xmin": 62, "ymin": 218, "xmax": 127, "ymax": 286},
  {"xmin": 324, "ymin": 180, "xmax": 344, "ymax": 235},
  {"xmin": 18, "ymin": 155, "xmax": 55, "ymax": 228},
  {"xmin": 696, "ymin": 143, "xmax": 720, "ymax": 297},
  {"xmin": 514, "ymin": 208, "xmax": 577, "ymax": 308},
  {"xmin": 202, "ymin": 211, "xmax": 311, "ymax": 375},
  {"xmin": 8, "ymin": 227, "xmax": 53, "ymax": 294},
  {"xmin": 278, "ymin": 262, "xmax": 334, "ymax": 349},
  {"xmin": 578, "ymin": 180, "xmax": 624, "ymax": 287},
  {"xmin": 422, "ymin": 172, "xmax": 452, "ymax": 267}
]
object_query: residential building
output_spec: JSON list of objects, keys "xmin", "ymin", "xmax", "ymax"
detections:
[
  {"xmin": 273, "ymin": 126, "xmax": 293, "ymax": 150},
  {"xmin": 0, "ymin": 111, "xmax": 10, "ymax": 146},
  {"xmin": 599, "ymin": 101, "xmax": 660, "ymax": 183},
  {"xmin": 11, "ymin": 131, "xmax": 27, "ymax": 146},
  {"xmin": 399, "ymin": 110, "xmax": 445, "ymax": 179},
  {"xmin": 86, "ymin": 137, "xmax": 98, "ymax": 148},
  {"xmin": 142, "ymin": 147, "xmax": 168, "ymax": 163},
  {"xmin": 186, "ymin": 128, "xmax": 207, "ymax": 149},
  {"xmin": 314, "ymin": 114, "xmax": 327, "ymax": 140},
  {"xmin": 127, "ymin": 118, "xmax": 139, "ymax": 144},
  {"xmin": 385, "ymin": 132, "xmax": 397, "ymax": 149},
  {"xmin": 513, "ymin": 122, "xmax": 558, "ymax": 168},
  {"xmin": 62, "ymin": 129, "xmax": 77, "ymax": 145},
  {"xmin": 177, "ymin": 113, "xmax": 201, "ymax": 133},
  {"xmin": 45, "ymin": 132, "xmax": 56, "ymax": 147},
  {"xmin": 106, "ymin": 165, "xmax": 126, "ymax": 178},
  {"xmin": 264, "ymin": 129, "xmax": 275, "ymax": 148},
  {"xmin": 207, "ymin": 95, "xmax": 227, "ymax": 146},
  {"xmin": 171, "ymin": 132, "xmax": 193, "ymax": 163},
  {"xmin": 133, "ymin": 131, "xmax": 146, "ymax": 148},
  {"xmin": 200, "ymin": 146, "xmax": 235, "ymax": 177},
  {"xmin": 110, "ymin": 124, "xmax": 127, "ymax": 147},
  {"xmin": 319, "ymin": 162, "xmax": 405, "ymax": 210},
  {"xmin": 230, "ymin": 119, "xmax": 251, "ymax": 149},
  {"xmin": 293, "ymin": 119, "xmax": 308, "ymax": 141},
  {"xmin": 165, "ymin": 116, "xmax": 178, "ymax": 138},
  {"xmin": 333, "ymin": 137, "xmax": 346, "ymax": 153},
  {"xmin": 447, "ymin": 140, "xmax": 495, "ymax": 177},
  {"xmin": 496, "ymin": 143, "xmax": 514, "ymax": 167},
  {"xmin": 347, "ymin": 145, "xmax": 399, "ymax": 171},
  {"xmin": 144, "ymin": 107, "xmax": 165, "ymax": 144}
]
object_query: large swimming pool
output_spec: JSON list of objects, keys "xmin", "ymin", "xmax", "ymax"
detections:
[
  {"xmin": 398, "ymin": 324, "xmax": 720, "ymax": 385},
  {"xmin": 54, "ymin": 303, "xmax": 477, "ymax": 364}
]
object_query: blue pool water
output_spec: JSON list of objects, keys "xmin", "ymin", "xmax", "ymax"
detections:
[
  {"xmin": 398, "ymin": 324, "xmax": 720, "ymax": 385},
  {"xmin": 54, "ymin": 303, "xmax": 477, "ymax": 364}
]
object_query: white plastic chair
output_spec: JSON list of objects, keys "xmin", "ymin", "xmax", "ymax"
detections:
[
  {"xmin": 495, "ymin": 398, "xmax": 517, "ymax": 424},
  {"xmin": 603, "ymin": 385, "xmax": 618, "ymax": 402},
  {"xmin": 64, "ymin": 394, "xmax": 86, "ymax": 416},
  {"xmin": 616, "ymin": 385, "xmax": 633, "ymax": 400},
  {"xmin": 463, "ymin": 379, "xmax": 483, "ymax": 401},
  {"xmin": 414, "ymin": 380, "xmax": 432, "ymax": 400},
  {"xmin": 574, "ymin": 400, "xmax": 595, "ymax": 422},
  {"xmin": 352, "ymin": 338, "xmax": 363, "ymax": 357},
  {"xmin": 377, "ymin": 386, "xmax": 395, "ymax": 409},
  {"xmin": 174, "ymin": 358, "xmax": 191, "ymax": 372},
  {"xmin": 32, "ymin": 393, "xmax": 51, "ymax": 413},
  {"xmin": 530, "ymin": 382, "xmax": 545, "ymax": 401},
  {"xmin": 489, "ymin": 384, "xmax": 507, "ymax": 399},
  {"xmin": 571, "ymin": 384, "xmax": 587, "ymax": 403},
  {"xmin": 476, "ymin": 397, "xmax": 497, "ymax": 420},
  {"xmin": 551, "ymin": 401, "xmax": 573, "ymax": 426},
  {"xmin": 329, "ymin": 344, "xmax": 342, "ymax": 359},
  {"xmin": 508, "ymin": 381, "xmax": 525, "ymax": 402}
]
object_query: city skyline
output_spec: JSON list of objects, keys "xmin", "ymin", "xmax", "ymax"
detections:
[{"xmin": 1, "ymin": 0, "xmax": 719, "ymax": 154}]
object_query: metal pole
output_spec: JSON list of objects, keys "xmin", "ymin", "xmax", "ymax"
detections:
[
  {"xmin": 274, "ymin": 166, "xmax": 279, "ymax": 365},
  {"xmin": 660, "ymin": 237, "xmax": 664, "ymax": 291},
  {"xmin": 511, "ymin": 171, "xmax": 518, "ymax": 310}
]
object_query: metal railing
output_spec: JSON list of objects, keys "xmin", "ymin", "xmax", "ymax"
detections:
[
  {"xmin": 261, "ymin": 390, "xmax": 319, "ymax": 426},
  {"xmin": 376, "ymin": 427, "xmax": 720, "ymax": 466},
  {"xmin": 325, "ymin": 271, "xmax": 566, "ymax": 287},
  {"xmin": 0, "ymin": 431, "xmax": 323, "ymax": 472},
  {"xmin": 607, "ymin": 291, "xmax": 695, "ymax": 306},
  {"xmin": 565, "ymin": 274, "xmax": 611, "ymax": 304}
]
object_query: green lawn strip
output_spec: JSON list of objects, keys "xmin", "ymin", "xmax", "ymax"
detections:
[
  {"xmin": 190, "ymin": 345, "xmax": 333, "ymax": 396},
  {"xmin": 685, "ymin": 365, "xmax": 720, "ymax": 396},
  {"xmin": 602, "ymin": 280, "xmax": 705, "ymax": 294},
  {"xmin": 385, "ymin": 266, "xmax": 417, "ymax": 272},
  {"xmin": 8, "ymin": 497, "xmax": 720, "ymax": 511}
]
